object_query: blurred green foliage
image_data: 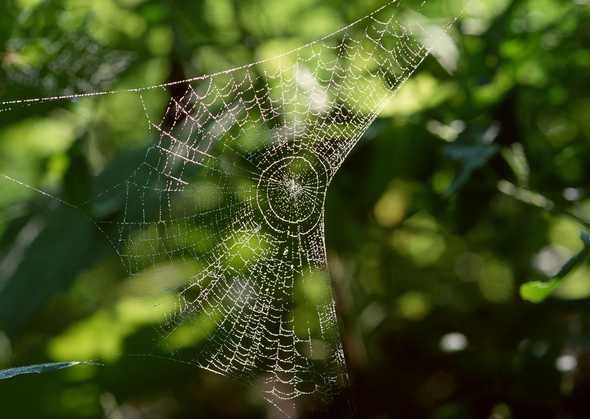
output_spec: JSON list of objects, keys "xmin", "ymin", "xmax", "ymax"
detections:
[{"xmin": 0, "ymin": 0, "xmax": 590, "ymax": 418}]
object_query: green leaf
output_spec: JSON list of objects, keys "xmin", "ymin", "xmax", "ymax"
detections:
[
  {"xmin": 0, "ymin": 361, "xmax": 97, "ymax": 380},
  {"xmin": 520, "ymin": 231, "xmax": 590, "ymax": 303},
  {"xmin": 0, "ymin": 147, "xmax": 148, "ymax": 335},
  {"xmin": 520, "ymin": 279, "xmax": 560, "ymax": 303},
  {"xmin": 0, "ymin": 208, "xmax": 108, "ymax": 334},
  {"xmin": 443, "ymin": 126, "xmax": 499, "ymax": 195}
]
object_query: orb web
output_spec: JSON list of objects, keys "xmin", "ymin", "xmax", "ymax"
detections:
[{"xmin": 0, "ymin": 0, "xmax": 464, "ymax": 416}]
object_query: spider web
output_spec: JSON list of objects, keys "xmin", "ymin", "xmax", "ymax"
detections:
[
  {"xmin": 3, "ymin": 3, "xmax": 133, "ymax": 96},
  {"xmin": 0, "ymin": 0, "xmax": 464, "ymax": 415}
]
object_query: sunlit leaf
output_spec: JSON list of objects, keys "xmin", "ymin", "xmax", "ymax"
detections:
[{"xmin": 520, "ymin": 279, "xmax": 560, "ymax": 304}]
